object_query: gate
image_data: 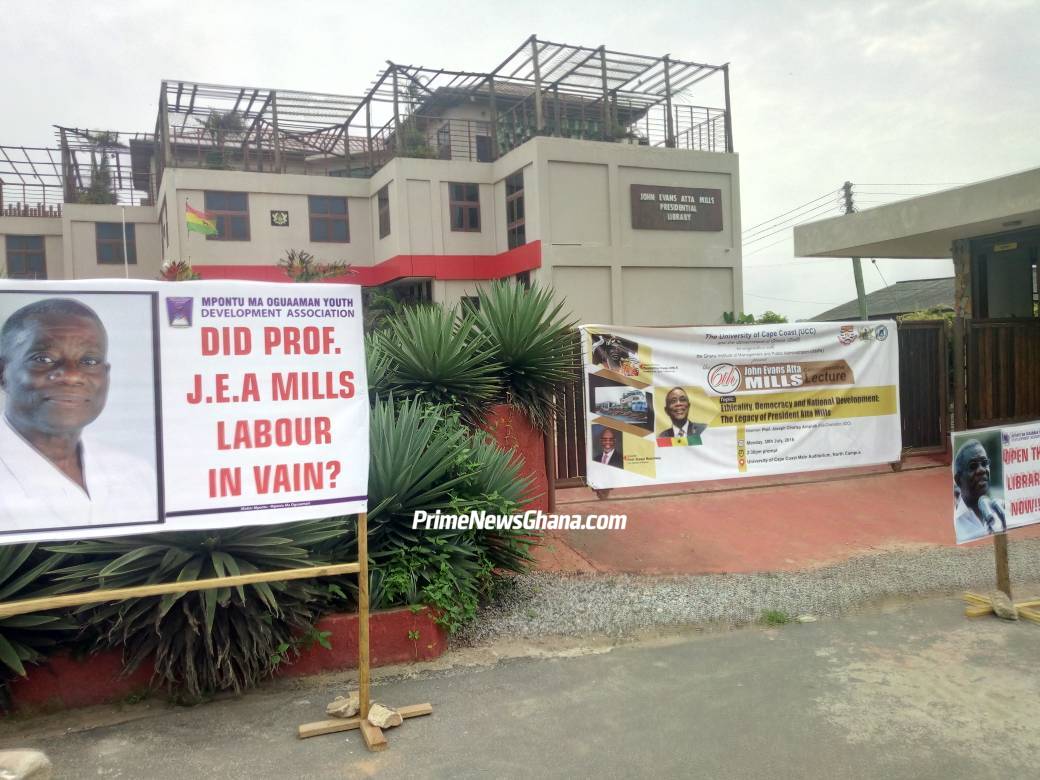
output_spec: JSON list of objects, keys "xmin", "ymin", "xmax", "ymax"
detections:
[
  {"xmin": 552, "ymin": 356, "xmax": 587, "ymax": 487},
  {"xmin": 897, "ymin": 320, "xmax": 949, "ymax": 453},
  {"xmin": 962, "ymin": 318, "xmax": 1040, "ymax": 428}
]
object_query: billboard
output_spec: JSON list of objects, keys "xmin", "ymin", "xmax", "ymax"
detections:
[
  {"xmin": 952, "ymin": 422, "xmax": 1040, "ymax": 544},
  {"xmin": 581, "ymin": 322, "xmax": 901, "ymax": 489},
  {"xmin": 0, "ymin": 280, "xmax": 368, "ymax": 543}
]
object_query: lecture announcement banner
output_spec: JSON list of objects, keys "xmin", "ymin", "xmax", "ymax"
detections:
[
  {"xmin": 582, "ymin": 321, "xmax": 901, "ymax": 489},
  {"xmin": 0, "ymin": 280, "xmax": 368, "ymax": 543}
]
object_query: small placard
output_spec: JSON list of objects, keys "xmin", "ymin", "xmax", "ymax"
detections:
[
  {"xmin": 993, "ymin": 242, "xmax": 1018, "ymax": 252},
  {"xmin": 630, "ymin": 184, "xmax": 723, "ymax": 231},
  {"xmin": 270, "ymin": 210, "xmax": 289, "ymax": 227}
]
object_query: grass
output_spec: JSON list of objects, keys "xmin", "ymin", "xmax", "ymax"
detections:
[{"xmin": 760, "ymin": 609, "xmax": 791, "ymax": 626}]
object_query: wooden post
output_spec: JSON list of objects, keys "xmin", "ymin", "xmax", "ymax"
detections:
[
  {"xmin": 599, "ymin": 46, "xmax": 610, "ymax": 140},
  {"xmin": 952, "ymin": 317, "xmax": 967, "ymax": 432},
  {"xmin": 487, "ymin": 77, "xmax": 498, "ymax": 160},
  {"xmin": 994, "ymin": 532, "xmax": 1011, "ymax": 598},
  {"xmin": 343, "ymin": 121, "xmax": 351, "ymax": 176},
  {"xmin": 271, "ymin": 91, "xmax": 283, "ymax": 173},
  {"xmin": 159, "ymin": 83, "xmax": 172, "ymax": 169},
  {"xmin": 544, "ymin": 415, "xmax": 557, "ymax": 514},
  {"xmin": 662, "ymin": 55, "xmax": 674, "ymax": 148},
  {"xmin": 357, "ymin": 511, "xmax": 370, "ymax": 719},
  {"xmin": 722, "ymin": 63, "xmax": 733, "ymax": 152},
  {"xmin": 530, "ymin": 37, "xmax": 544, "ymax": 134},
  {"xmin": 366, "ymin": 100, "xmax": 374, "ymax": 174},
  {"xmin": 392, "ymin": 67, "xmax": 402, "ymax": 155}
]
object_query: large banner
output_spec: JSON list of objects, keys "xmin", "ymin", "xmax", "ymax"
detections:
[
  {"xmin": 952, "ymin": 422, "xmax": 1040, "ymax": 544},
  {"xmin": 581, "ymin": 321, "xmax": 900, "ymax": 489},
  {"xmin": 0, "ymin": 280, "xmax": 368, "ymax": 543}
]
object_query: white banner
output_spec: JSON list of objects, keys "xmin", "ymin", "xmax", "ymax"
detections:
[
  {"xmin": 581, "ymin": 321, "xmax": 901, "ymax": 489},
  {"xmin": 952, "ymin": 421, "xmax": 1040, "ymax": 544},
  {"xmin": 0, "ymin": 280, "xmax": 368, "ymax": 543}
]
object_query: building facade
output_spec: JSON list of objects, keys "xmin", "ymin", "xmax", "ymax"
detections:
[{"xmin": 1, "ymin": 37, "xmax": 742, "ymax": 327}]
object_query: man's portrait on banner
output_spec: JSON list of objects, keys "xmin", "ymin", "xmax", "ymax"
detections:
[{"xmin": 0, "ymin": 292, "xmax": 162, "ymax": 534}]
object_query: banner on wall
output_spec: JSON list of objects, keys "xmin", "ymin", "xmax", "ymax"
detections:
[
  {"xmin": 580, "ymin": 321, "xmax": 901, "ymax": 489},
  {"xmin": 951, "ymin": 422, "xmax": 1040, "ymax": 544},
  {"xmin": 0, "ymin": 280, "xmax": 368, "ymax": 544}
]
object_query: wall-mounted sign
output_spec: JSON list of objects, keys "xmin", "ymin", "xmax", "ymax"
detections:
[
  {"xmin": 270, "ymin": 210, "xmax": 289, "ymax": 227},
  {"xmin": 630, "ymin": 184, "xmax": 723, "ymax": 231}
]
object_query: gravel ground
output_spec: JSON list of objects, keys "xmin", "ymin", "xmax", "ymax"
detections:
[{"xmin": 455, "ymin": 540, "xmax": 1040, "ymax": 646}]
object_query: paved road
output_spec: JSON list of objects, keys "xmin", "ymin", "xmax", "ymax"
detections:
[{"xmin": 4, "ymin": 596, "xmax": 1039, "ymax": 779}]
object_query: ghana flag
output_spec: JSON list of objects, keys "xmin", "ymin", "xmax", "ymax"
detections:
[{"xmin": 186, "ymin": 204, "xmax": 217, "ymax": 235}]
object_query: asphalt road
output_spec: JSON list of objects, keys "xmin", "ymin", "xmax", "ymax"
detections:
[{"xmin": 4, "ymin": 595, "xmax": 1039, "ymax": 779}]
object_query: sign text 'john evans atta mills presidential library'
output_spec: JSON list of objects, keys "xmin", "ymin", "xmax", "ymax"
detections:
[
  {"xmin": 581, "ymin": 322, "xmax": 900, "ymax": 489},
  {"xmin": 0, "ymin": 280, "xmax": 368, "ymax": 544}
]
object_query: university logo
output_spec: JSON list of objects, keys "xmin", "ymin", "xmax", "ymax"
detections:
[
  {"xmin": 165, "ymin": 297, "xmax": 194, "ymax": 327},
  {"xmin": 875, "ymin": 325, "xmax": 889, "ymax": 341},
  {"xmin": 707, "ymin": 363, "xmax": 741, "ymax": 394},
  {"xmin": 838, "ymin": 325, "xmax": 857, "ymax": 345}
]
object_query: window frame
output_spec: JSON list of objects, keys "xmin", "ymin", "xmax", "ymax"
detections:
[
  {"xmin": 204, "ymin": 191, "xmax": 250, "ymax": 241},
  {"xmin": 308, "ymin": 195, "xmax": 350, "ymax": 243},
  {"xmin": 377, "ymin": 185, "xmax": 391, "ymax": 239},
  {"xmin": 505, "ymin": 171, "xmax": 526, "ymax": 250},
  {"xmin": 4, "ymin": 235, "xmax": 47, "ymax": 279},
  {"xmin": 448, "ymin": 182, "xmax": 481, "ymax": 233},
  {"xmin": 95, "ymin": 222, "xmax": 138, "ymax": 265}
]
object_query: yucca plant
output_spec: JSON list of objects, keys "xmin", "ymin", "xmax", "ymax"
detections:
[
  {"xmin": 357, "ymin": 397, "xmax": 535, "ymax": 630},
  {"xmin": 473, "ymin": 280, "xmax": 578, "ymax": 430},
  {"xmin": 377, "ymin": 305, "xmax": 502, "ymax": 421},
  {"xmin": 47, "ymin": 519, "xmax": 349, "ymax": 702},
  {"xmin": 0, "ymin": 545, "xmax": 77, "ymax": 693}
]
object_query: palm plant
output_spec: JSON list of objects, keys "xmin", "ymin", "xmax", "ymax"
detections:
[
  {"xmin": 0, "ymin": 545, "xmax": 77, "ymax": 690},
  {"xmin": 473, "ymin": 280, "xmax": 578, "ymax": 430},
  {"xmin": 47, "ymin": 519, "xmax": 349, "ymax": 702},
  {"xmin": 377, "ymin": 305, "xmax": 501, "ymax": 421}
]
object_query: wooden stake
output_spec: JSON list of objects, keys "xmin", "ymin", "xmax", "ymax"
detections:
[
  {"xmin": 360, "ymin": 721, "xmax": 388, "ymax": 752},
  {"xmin": 0, "ymin": 562, "xmax": 360, "ymax": 619},
  {"xmin": 994, "ymin": 532, "xmax": 1011, "ymax": 599},
  {"xmin": 358, "ymin": 512, "xmax": 370, "ymax": 720}
]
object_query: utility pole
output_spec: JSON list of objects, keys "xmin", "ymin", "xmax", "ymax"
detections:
[{"xmin": 843, "ymin": 181, "xmax": 868, "ymax": 320}]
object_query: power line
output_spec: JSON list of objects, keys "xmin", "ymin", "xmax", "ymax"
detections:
[
  {"xmin": 857, "ymin": 182, "xmax": 967, "ymax": 187},
  {"xmin": 741, "ymin": 190, "xmax": 840, "ymax": 235},
  {"xmin": 742, "ymin": 197, "xmax": 842, "ymax": 241},
  {"xmin": 742, "ymin": 202, "xmax": 843, "ymax": 247},
  {"xmin": 744, "ymin": 291, "xmax": 843, "ymax": 306}
]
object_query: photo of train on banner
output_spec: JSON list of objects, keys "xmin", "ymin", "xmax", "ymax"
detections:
[{"xmin": 0, "ymin": 279, "xmax": 431, "ymax": 752}]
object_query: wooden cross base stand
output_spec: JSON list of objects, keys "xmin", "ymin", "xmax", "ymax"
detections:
[
  {"xmin": 297, "ymin": 703, "xmax": 433, "ymax": 752},
  {"xmin": 963, "ymin": 592, "xmax": 1040, "ymax": 625}
]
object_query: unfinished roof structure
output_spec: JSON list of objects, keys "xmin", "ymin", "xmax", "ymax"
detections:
[{"xmin": 5, "ymin": 35, "xmax": 732, "ymax": 212}]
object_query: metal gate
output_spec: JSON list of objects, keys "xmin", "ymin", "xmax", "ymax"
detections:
[
  {"xmin": 896, "ymin": 320, "xmax": 949, "ymax": 453},
  {"xmin": 960, "ymin": 318, "xmax": 1040, "ymax": 428}
]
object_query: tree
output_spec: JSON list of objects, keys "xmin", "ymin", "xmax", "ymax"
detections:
[{"xmin": 723, "ymin": 310, "xmax": 789, "ymax": 325}]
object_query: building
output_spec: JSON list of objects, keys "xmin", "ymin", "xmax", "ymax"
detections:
[
  {"xmin": 794, "ymin": 167, "xmax": 1040, "ymax": 429},
  {"xmin": 811, "ymin": 277, "xmax": 954, "ymax": 321},
  {"xmin": 0, "ymin": 37, "xmax": 742, "ymax": 326}
]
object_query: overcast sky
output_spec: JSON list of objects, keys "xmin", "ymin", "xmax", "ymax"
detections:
[{"xmin": 3, "ymin": 0, "xmax": 1037, "ymax": 318}]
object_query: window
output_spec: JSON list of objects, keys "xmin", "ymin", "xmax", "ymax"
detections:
[
  {"xmin": 476, "ymin": 135, "xmax": 492, "ymax": 163},
  {"xmin": 5, "ymin": 236, "xmax": 46, "ymax": 279},
  {"xmin": 96, "ymin": 223, "xmax": 137, "ymax": 264},
  {"xmin": 460, "ymin": 295, "xmax": 481, "ymax": 313},
  {"xmin": 377, "ymin": 185, "xmax": 391, "ymax": 239},
  {"xmin": 204, "ymin": 191, "xmax": 250, "ymax": 241},
  {"xmin": 505, "ymin": 171, "xmax": 526, "ymax": 250},
  {"xmin": 309, "ymin": 196, "xmax": 350, "ymax": 243},
  {"xmin": 449, "ymin": 183, "xmax": 481, "ymax": 232}
]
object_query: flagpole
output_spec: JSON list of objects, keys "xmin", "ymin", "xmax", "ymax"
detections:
[{"xmin": 121, "ymin": 205, "xmax": 129, "ymax": 279}]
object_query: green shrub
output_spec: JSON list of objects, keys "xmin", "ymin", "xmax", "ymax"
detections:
[
  {"xmin": 0, "ymin": 545, "xmax": 77, "ymax": 696},
  {"xmin": 47, "ymin": 519, "xmax": 349, "ymax": 703},
  {"xmin": 473, "ymin": 280, "xmax": 577, "ymax": 430}
]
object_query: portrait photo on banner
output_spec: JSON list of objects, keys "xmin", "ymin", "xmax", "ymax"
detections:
[
  {"xmin": 951, "ymin": 428, "xmax": 1005, "ymax": 544},
  {"xmin": 0, "ymin": 290, "xmax": 163, "ymax": 535}
]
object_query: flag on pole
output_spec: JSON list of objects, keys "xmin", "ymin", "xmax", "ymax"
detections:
[{"xmin": 186, "ymin": 204, "xmax": 217, "ymax": 235}]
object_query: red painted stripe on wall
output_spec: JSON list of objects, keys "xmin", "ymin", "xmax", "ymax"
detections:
[{"xmin": 192, "ymin": 241, "xmax": 541, "ymax": 286}]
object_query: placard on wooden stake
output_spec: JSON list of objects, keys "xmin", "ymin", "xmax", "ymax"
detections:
[{"xmin": 0, "ymin": 512, "xmax": 431, "ymax": 754}]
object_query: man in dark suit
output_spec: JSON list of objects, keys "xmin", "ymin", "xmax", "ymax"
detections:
[
  {"xmin": 592, "ymin": 428, "xmax": 623, "ymax": 468},
  {"xmin": 657, "ymin": 387, "xmax": 706, "ymax": 443}
]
